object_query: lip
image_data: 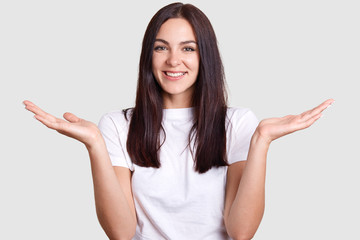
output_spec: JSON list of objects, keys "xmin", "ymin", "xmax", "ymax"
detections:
[{"xmin": 162, "ymin": 71, "xmax": 187, "ymax": 81}]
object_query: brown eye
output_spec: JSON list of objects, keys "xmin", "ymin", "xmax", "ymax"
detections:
[
  {"xmin": 183, "ymin": 47, "xmax": 195, "ymax": 52},
  {"xmin": 154, "ymin": 46, "xmax": 167, "ymax": 51}
]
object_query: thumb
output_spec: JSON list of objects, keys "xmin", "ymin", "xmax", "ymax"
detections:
[{"xmin": 63, "ymin": 112, "xmax": 81, "ymax": 123}]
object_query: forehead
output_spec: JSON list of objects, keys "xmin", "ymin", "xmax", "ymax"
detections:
[{"xmin": 156, "ymin": 18, "xmax": 197, "ymax": 41}]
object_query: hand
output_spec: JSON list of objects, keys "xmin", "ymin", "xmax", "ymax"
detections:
[
  {"xmin": 23, "ymin": 100, "xmax": 102, "ymax": 147},
  {"xmin": 255, "ymin": 99, "xmax": 335, "ymax": 144}
]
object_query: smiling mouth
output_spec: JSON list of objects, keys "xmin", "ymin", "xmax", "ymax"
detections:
[{"xmin": 164, "ymin": 71, "xmax": 186, "ymax": 77}]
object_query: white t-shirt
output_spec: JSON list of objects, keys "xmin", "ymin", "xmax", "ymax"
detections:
[{"xmin": 98, "ymin": 107, "xmax": 259, "ymax": 240}]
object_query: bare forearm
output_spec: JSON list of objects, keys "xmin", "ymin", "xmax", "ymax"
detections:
[
  {"xmin": 86, "ymin": 137, "xmax": 136, "ymax": 239},
  {"xmin": 225, "ymin": 131, "xmax": 269, "ymax": 240},
  {"xmin": 23, "ymin": 101, "xmax": 135, "ymax": 239}
]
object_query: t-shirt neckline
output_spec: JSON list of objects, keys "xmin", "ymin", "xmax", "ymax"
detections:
[{"xmin": 162, "ymin": 107, "xmax": 194, "ymax": 121}]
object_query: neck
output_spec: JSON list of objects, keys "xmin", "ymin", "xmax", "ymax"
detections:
[{"xmin": 162, "ymin": 93, "xmax": 193, "ymax": 109}]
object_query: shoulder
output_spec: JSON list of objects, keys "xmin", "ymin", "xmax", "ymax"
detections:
[
  {"xmin": 225, "ymin": 107, "xmax": 259, "ymax": 164},
  {"xmin": 225, "ymin": 107, "xmax": 259, "ymax": 140},
  {"xmin": 98, "ymin": 109, "xmax": 133, "ymax": 134}
]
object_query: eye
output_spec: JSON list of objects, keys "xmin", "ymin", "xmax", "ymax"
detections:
[
  {"xmin": 183, "ymin": 47, "xmax": 195, "ymax": 52},
  {"xmin": 154, "ymin": 46, "xmax": 167, "ymax": 51}
]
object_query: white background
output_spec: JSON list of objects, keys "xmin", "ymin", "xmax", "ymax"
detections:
[{"xmin": 1, "ymin": 0, "xmax": 359, "ymax": 239}]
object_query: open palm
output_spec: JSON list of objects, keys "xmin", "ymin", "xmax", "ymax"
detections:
[
  {"xmin": 23, "ymin": 100, "xmax": 101, "ymax": 147},
  {"xmin": 256, "ymin": 99, "xmax": 334, "ymax": 143}
]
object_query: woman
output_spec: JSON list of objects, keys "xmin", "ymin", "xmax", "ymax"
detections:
[{"xmin": 23, "ymin": 2, "xmax": 334, "ymax": 240}]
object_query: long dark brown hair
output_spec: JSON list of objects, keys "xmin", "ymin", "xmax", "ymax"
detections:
[{"xmin": 125, "ymin": 2, "xmax": 228, "ymax": 173}]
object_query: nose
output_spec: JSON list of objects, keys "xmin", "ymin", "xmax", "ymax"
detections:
[{"xmin": 166, "ymin": 51, "xmax": 181, "ymax": 67}]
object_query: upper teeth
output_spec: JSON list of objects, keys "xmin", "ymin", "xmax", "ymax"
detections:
[{"xmin": 166, "ymin": 72, "xmax": 185, "ymax": 77}]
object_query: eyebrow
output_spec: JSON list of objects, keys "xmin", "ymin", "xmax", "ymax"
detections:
[{"xmin": 154, "ymin": 39, "xmax": 198, "ymax": 45}]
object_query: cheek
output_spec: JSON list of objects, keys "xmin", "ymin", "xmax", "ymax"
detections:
[
  {"xmin": 187, "ymin": 53, "xmax": 200, "ymax": 69},
  {"xmin": 151, "ymin": 59, "xmax": 160, "ymax": 79},
  {"xmin": 152, "ymin": 55, "xmax": 165, "ymax": 72},
  {"xmin": 187, "ymin": 57, "xmax": 200, "ymax": 72},
  {"xmin": 151, "ymin": 55, "xmax": 157, "ymax": 70}
]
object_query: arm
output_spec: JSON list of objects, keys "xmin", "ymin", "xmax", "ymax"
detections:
[
  {"xmin": 224, "ymin": 132, "xmax": 268, "ymax": 240},
  {"xmin": 224, "ymin": 99, "xmax": 334, "ymax": 240},
  {"xmin": 87, "ymin": 138, "xmax": 136, "ymax": 240},
  {"xmin": 23, "ymin": 100, "xmax": 136, "ymax": 240}
]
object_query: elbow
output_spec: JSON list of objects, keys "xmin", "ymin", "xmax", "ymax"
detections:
[
  {"xmin": 231, "ymin": 233, "xmax": 254, "ymax": 240},
  {"xmin": 98, "ymin": 217, "xmax": 136, "ymax": 240},
  {"xmin": 96, "ymin": 211, "xmax": 136, "ymax": 240},
  {"xmin": 106, "ymin": 229, "xmax": 135, "ymax": 240},
  {"xmin": 109, "ymin": 233, "xmax": 135, "ymax": 240},
  {"xmin": 227, "ymin": 228, "xmax": 254, "ymax": 240},
  {"xmin": 225, "ymin": 214, "xmax": 262, "ymax": 240},
  {"xmin": 106, "ymin": 224, "xmax": 136, "ymax": 240},
  {"xmin": 225, "ymin": 221, "xmax": 255, "ymax": 240}
]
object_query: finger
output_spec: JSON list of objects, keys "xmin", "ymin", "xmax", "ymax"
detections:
[
  {"xmin": 300, "ymin": 112, "xmax": 322, "ymax": 130},
  {"xmin": 25, "ymin": 103, "xmax": 57, "ymax": 122},
  {"xmin": 34, "ymin": 114, "xmax": 67, "ymax": 131},
  {"xmin": 23, "ymin": 100, "xmax": 35, "ymax": 107},
  {"xmin": 314, "ymin": 99, "xmax": 335, "ymax": 112},
  {"xmin": 63, "ymin": 112, "xmax": 81, "ymax": 123},
  {"xmin": 301, "ymin": 99, "xmax": 334, "ymax": 121}
]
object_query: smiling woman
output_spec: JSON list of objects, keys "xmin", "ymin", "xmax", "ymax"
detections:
[
  {"xmin": 152, "ymin": 18, "xmax": 200, "ymax": 108},
  {"xmin": 126, "ymin": 3, "xmax": 230, "ymax": 177},
  {"xmin": 23, "ymin": 2, "xmax": 334, "ymax": 240}
]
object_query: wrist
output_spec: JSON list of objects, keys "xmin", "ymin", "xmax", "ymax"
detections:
[
  {"xmin": 251, "ymin": 130, "xmax": 272, "ymax": 148},
  {"xmin": 85, "ymin": 131, "xmax": 105, "ymax": 152}
]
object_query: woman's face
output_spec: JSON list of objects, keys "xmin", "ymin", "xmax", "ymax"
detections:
[{"xmin": 152, "ymin": 18, "xmax": 200, "ymax": 108}]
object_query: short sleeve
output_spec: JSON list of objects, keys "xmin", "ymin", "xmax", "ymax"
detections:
[
  {"xmin": 226, "ymin": 108, "xmax": 259, "ymax": 165},
  {"xmin": 98, "ymin": 112, "xmax": 134, "ymax": 171}
]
